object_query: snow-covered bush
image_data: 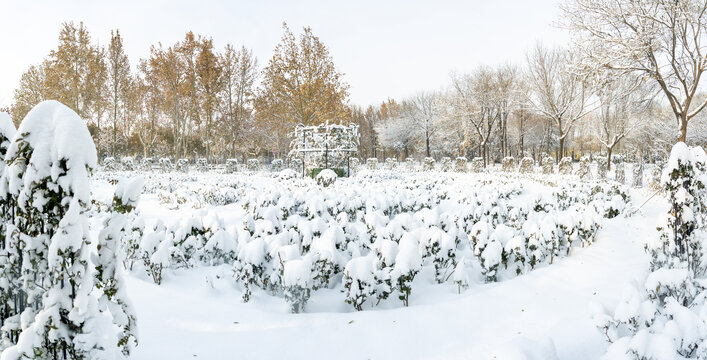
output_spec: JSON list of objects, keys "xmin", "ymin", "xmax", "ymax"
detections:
[
  {"xmin": 349, "ymin": 157, "xmax": 360, "ymax": 170},
  {"xmin": 453, "ymin": 258, "xmax": 470, "ymax": 293},
  {"xmin": 475, "ymin": 224, "xmax": 506, "ymax": 282},
  {"xmin": 343, "ymin": 254, "xmax": 379, "ymax": 311},
  {"xmin": 271, "ymin": 158, "xmax": 284, "ymax": 171},
  {"xmin": 649, "ymin": 164, "xmax": 662, "ymax": 190},
  {"xmin": 596, "ymin": 156, "xmax": 607, "ymax": 179},
  {"xmin": 454, "ymin": 157, "xmax": 467, "ymax": 172},
  {"xmin": 139, "ymin": 221, "xmax": 169, "ymax": 285},
  {"xmin": 159, "ymin": 157, "xmax": 173, "ymax": 172},
  {"xmin": 596, "ymin": 143, "xmax": 707, "ymax": 359},
  {"xmin": 502, "ymin": 156, "xmax": 515, "ymax": 172},
  {"xmin": 233, "ymin": 238, "xmax": 268, "ymax": 302},
  {"xmin": 0, "ymin": 112, "xmax": 16, "ymax": 339},
  {"xmin": 122, "ymin": 156, "xmax": 135, "ymax": 171},
  {"xmin": 391, "ymin": 235, "xmax": 421, "ymax": 306},
  {"xmin": 615, "ymin": 161, "xmax": 625, "ymax": 184},
  {"xmin": 470, "ymin": 157, "xmax": 484, "ymax": 172},
  {"xmin": 542, "ymin": 155, "xmax": 554, "ymax": 174},
  {"xmin": 290, "ymin": 158, "xmax": 303, "ymax": 172},
  {"xmin": 226, "ymin": 158, "xmax": 239, "ymax": 173},
  {"xmin": 282, "ymin": 259, "xmax": 312, "ymax": 313},
  {"xmin": 558, "ymin": 157, "xmax": 573, "ymax": 175},
  {"xmin": 103, "ymin": 156, "xmax": 118, "ymax": 171},
  {"xmin": 366, "ymin": 158, "xmax": 378, "ymax": 170},
  {"xmin": 196, "ymin": 157, "xmax": 208, "ymax": 171},
  {"xmin": 420, "ymin": 226, "xmax": 457, "ymax": 283},
  {"xmin": 518, "ymin": 157, "xmax": 534, "ymax": 174},
  {"xmin": 141, "ymin": 157, "xmax": 154, "ymax": 171},
  {"xmin": 94, "ymin": 176, "xmax": 144, "ymax": 355},
  {"xmin": 440, "ymin": 157, "xmax": 452, "ymax": 172},
  {"xmin": 316, "ymin": 168, "xmax": 337, "ymax": 187},
  {"xmin": 385, "ymin": 157, "xmax": 396, "ymax": 170},
  {"xmin": 632, "ymin": 162, "xmax": 643, "ymax": 187},
  {"xmin": 576, "ymin": 157, "xmax": 591, "ymax": 181},
  {"xmin": 0, "ymin": 101, "xmax": 127, "ymax": 359},
  {"xmin": 247, "ymin": 159, "xmax": 261, "ymax": 171},
  {"xmin": 650, "ymin": 143, "xmax": 706, "ymax": 273},
  {"xmin": 177, "ymin": 158, "xmax": 190, "ymax": 173},
  {"xmin": 405, "ymin": 158, "xmax": 417, "ymax": 172},
  {"xmin": 279, "ymin": 168, "xmax": 298, "ymax": 180},
  {"xmin": 423, "ymin": 157, "xmax": 435, "ymax": 171}
]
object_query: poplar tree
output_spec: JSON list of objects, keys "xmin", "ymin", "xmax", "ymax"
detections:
[
  {"xmin": 107, "ymin": 29, "xmax": 131, "ymax": 158},
  {"xmin": 257, "ymin": 23, "xmax": 350, "ymax": 154}
]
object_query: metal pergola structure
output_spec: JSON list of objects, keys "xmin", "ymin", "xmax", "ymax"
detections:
[{"xmin": 290, "ymin": 123, "xmax": 359, "ymax": 177}]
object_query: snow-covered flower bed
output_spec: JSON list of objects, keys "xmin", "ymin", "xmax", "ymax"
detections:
[{"xmin": 92, "ymin": 169, "xmax": 632, "ymax": 314}]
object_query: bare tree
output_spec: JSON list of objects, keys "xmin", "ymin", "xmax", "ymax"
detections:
[
  {"xmin": 401, "ymin": 92, "xmax": 441, "ymax": 157},
  {"xmin": 562, "ymin": 0, "xmax": 707, "ymax": 143},
  {"xmin": 219, "ymin": 44, "xmax": 257, "ymax": 159},
  {"xmin": 494, "ymin": 64, "xmax": 519, "ymax": 158},
  {"xmin": 107, "ymin": 29, "xmax": 130, "ymax": 157},
  {"xmin": 526, "ymin": 44, "xmax": 588, "ymax": 162},
  {"xmin": 375, "ymin": 116, "xmax": 419, "ymax": 159},
  {"xmin": 592, "ymin": 71, "xmax": 654, "ymax": 169},
  {"xmin": 449, "ymin": 68, "xmax": 501, "ymax": 166}
]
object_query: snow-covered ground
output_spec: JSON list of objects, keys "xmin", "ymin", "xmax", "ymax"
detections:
[{"xmin": 86, "ymin": 170, "xmax": 663, "ymax": 360}]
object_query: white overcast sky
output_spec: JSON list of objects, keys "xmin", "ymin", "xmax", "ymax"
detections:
[{"xmin": 0, "ymin": 0, "xmax": 567, "ymax": 109}]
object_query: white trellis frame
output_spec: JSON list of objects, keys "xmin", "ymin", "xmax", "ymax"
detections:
[{"xmin": 289, "ymin": 122, "xmax": 360, "ymax": 176}]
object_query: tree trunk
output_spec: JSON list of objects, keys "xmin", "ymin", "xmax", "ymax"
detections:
[
  {"xmin": 679, "ymin": 115, "xmax": 688, "ymax": 143},
  {"xmin": 426, "ymin": 135, "xmax": 430, "ymax": 157},
  {"xmin": 607, "ymin": 146, "xmax": 613, "ymax": 171}
]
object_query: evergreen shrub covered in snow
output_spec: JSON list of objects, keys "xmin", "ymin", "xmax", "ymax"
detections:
[
  {"xmin": 454, "ymin": 157, "xmax": 467, "ymax": 172},
  {"xmin": 423, "ymin": 157, "xmax": 435, "ymax": 171},
  {"xmin": 366, "ymin": 158, "xmax": 378, "ymax": 170},
  {"xmin": 502, "ymin": 156, "xmax": 515, "ymax": 172},
  {"xmin": 470, "ymin": 157, "xmax": 484, "ymax": 172},
  {"xmin": 595, "ymin": 143, "xmax": 707, "ymax": 360},
  {"xmin": 0, "ymin": 101, "xmax": 131, "ymax": 359},
  {"xmin": 542, "ymin": 155, "xmax": 554, "ymax": 174},
  {"xmin": 518, "ymin": 157, "xmax": 534, "ymax": 174},
  {"xmin": 316, "ymin": 168, "xmax": 337, "ymax": 187},
  {"xmin": 440, "ymin": 157, "xmax": 452, "ymax": 172},
  {"xmin": 558, "ymin": 157, "xmax": 573, "ymax": 175}
]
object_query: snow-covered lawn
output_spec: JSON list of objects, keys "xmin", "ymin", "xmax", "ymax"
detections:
[{"xmin": 86, "ymin": 170, "xmax": 661, "ymax": 359}]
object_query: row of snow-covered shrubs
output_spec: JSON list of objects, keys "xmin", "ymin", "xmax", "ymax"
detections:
[
  {"xmin": 101, "ymin": 157, "xmax": 290, "ymax": 173},
  {"xmin": 119, "ymin": 174, "xmax": 630, "ymax": 313}
]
